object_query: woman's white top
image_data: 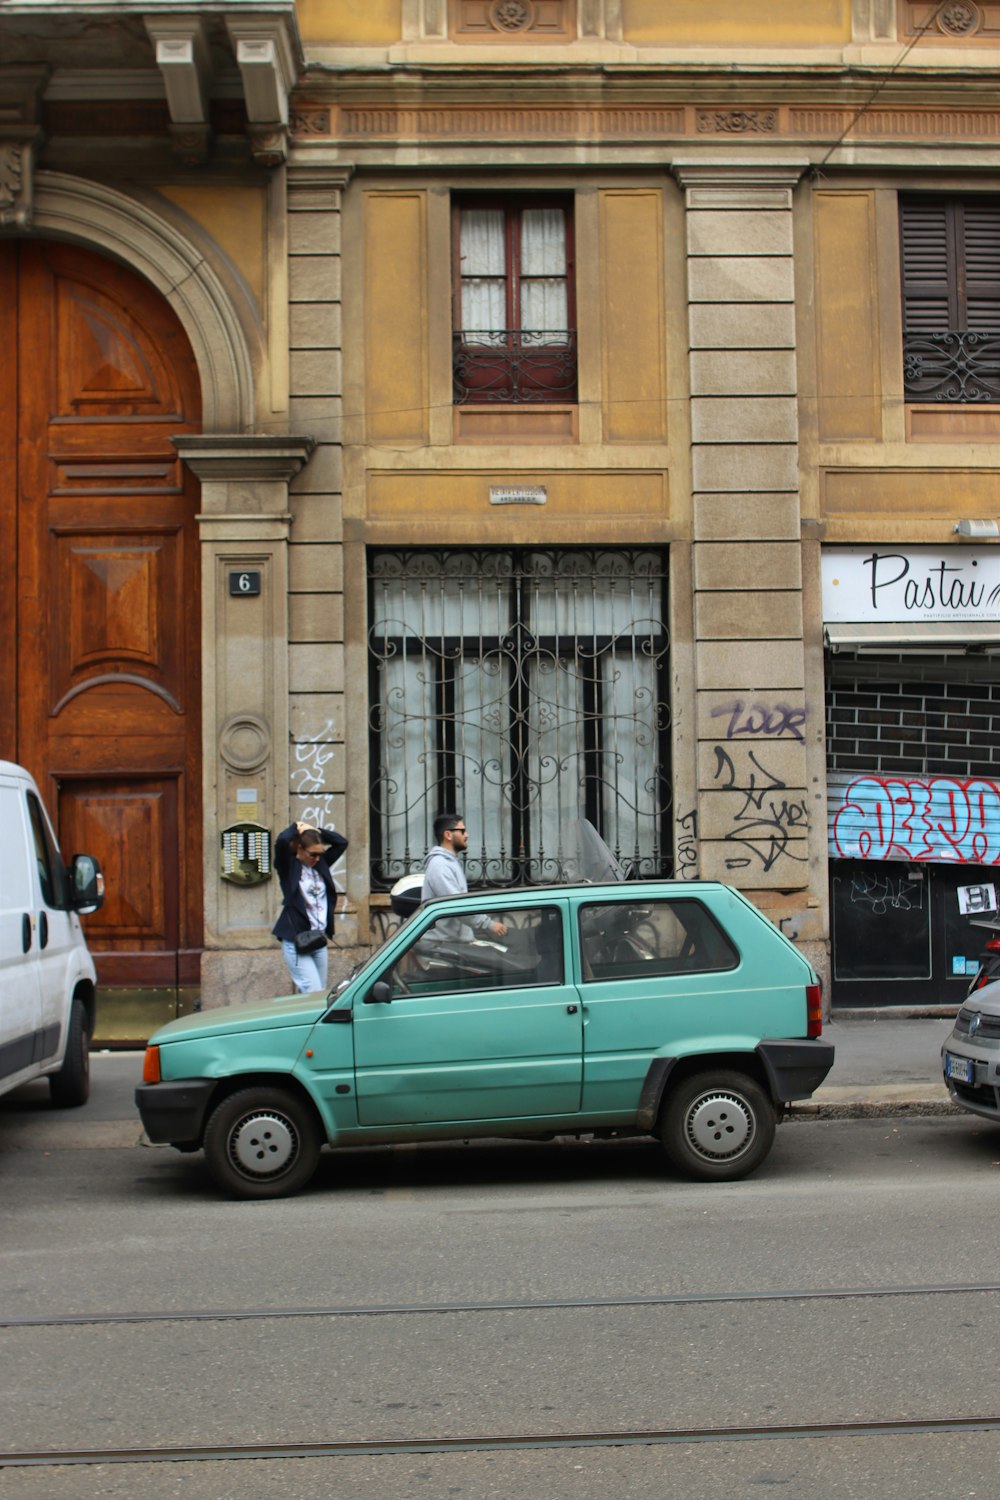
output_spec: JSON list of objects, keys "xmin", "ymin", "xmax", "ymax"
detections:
[{"xmin": 299, "ymin": 864, "xmax": 328, "ymax": 930}]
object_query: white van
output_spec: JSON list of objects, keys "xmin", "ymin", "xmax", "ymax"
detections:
[{"xmin": 0, "ymin": 762, "xmax": 104, "ymax": 1107}]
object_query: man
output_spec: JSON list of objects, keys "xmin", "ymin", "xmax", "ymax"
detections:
[{"xmin": 421, "ymin": 813, "xmax": 507, "ymax": 941}]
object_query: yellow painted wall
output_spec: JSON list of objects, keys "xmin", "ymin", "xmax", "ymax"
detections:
[
  {"xmin": 297, "ymin": 0, "xmax": 401, "ymax": 44},
  {"xmin": 157, "ymin": 185, "xmax": 265, "ymax": 307},
  {"xmin": 366, "ymin": 469, "xmax": 668, "ymax": 540},
  {"xmin": 599, "ymin": 190, "xmax": 667, "ymax": 444},
  {"xmin": 813, "ymin": 192, "xmax": 882, "ymax": 443},
  {"xmin": 364, "ymin": 191, "xmax": 429, "ymax": 446},
  {"xmin": 623, "ymin": 0, "xmax": 850, "ymax": 45},
  {"xmin": 824, "ymin": 470, "xmax": 1000, "ymax": 517}
]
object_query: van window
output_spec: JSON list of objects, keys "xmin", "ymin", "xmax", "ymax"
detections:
[{"xmin": 27, "ymin": 793, "xmax": 68, "ymax": 910}]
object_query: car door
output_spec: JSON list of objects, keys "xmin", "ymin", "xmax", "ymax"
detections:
[
  {"xmin": 575, "ymin": 892, "xmax": 747, "ymax": 1114},
  {"xmin": 0, "ymin": 776, "xmax": 42, "ymax": 1094},
  {"xmin": 352, "ymin": 900, "xmax": 583, "ymax": 1126}
]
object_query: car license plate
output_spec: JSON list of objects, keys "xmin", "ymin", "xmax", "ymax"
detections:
[{"xmin": 945, "ymin": 1053, "xmax": 974, "ymax": 1084}]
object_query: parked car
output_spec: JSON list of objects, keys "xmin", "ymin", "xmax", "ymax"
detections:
[
  {"xmin": 0, "ymin": 760, "xmax": 105, "ymax": 1106},
  {"xmin": 942, "ymin": 982, "xmax": 1000, "ymax": 1122},
  {"xmin": 136, "ymin": 877, "xmax": 833, "ymax": 1199}
]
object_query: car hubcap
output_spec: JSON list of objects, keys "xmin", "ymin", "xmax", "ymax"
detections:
[
  {"xmin": 229, "ymin": 1111, "xmax": 297, "ymax": 1177},
  {"xmin": 685, "ymin": 1090, "xmax": 755, "ymax": 1162}
]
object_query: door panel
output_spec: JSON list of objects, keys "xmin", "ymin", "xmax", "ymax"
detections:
[
  {"xmin": 2, "ymin": 241, "xmax": 202, "ymax": 1016},
  {"xmin": 351, "ymin": 904, "xmax": 583, "ymax": 1126}
]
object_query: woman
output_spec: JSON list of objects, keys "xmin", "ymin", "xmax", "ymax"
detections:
[{"xmin": 272, "ymin": 820, "xmax": 349, "ymax": 994}]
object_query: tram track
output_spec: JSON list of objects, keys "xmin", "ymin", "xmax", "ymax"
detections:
[
  {"xmin": 3, "ymin": 1278, "xmax": 999, "ymax": 1329},
  {"xmin": 3, "ymin": 1413, "xmax": 1000, "ymax": 1467},
  {"xmin": 5, "ymin": 1281, "xmax": 999, "ymax": 1473}
]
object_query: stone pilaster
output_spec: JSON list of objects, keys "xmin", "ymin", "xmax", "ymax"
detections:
[
  {"xmin": 285, "ymin": 166, "xmax": 359, "ymax": 966},
  {"xmin": 175, "ymin": 433, "xmax": 314, "ymax": 1006},
  {"xmin": 673, "ymin": 161, "xmax": 819, "ymax": 917}
]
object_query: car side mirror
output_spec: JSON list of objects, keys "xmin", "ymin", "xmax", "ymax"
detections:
[
  {"xmin": 69, "ymin": 854, "xmax": 105, "ymax": 914},
  {"xmin": 365, "ymin": 980, "xmax": 393, "ymax": 1005}
]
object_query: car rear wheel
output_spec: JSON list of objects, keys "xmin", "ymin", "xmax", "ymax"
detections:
[
  {"xmin": 203, "ymin": 1087, "xmax": 321, "ymax": 1199},
  {"xmin": 660, "ymin": 1070, "xmax": 775, "ymax": 1182},
  {"xmin": 48, "ymin": 999, "xmax": 90, "ymax": 1108}
]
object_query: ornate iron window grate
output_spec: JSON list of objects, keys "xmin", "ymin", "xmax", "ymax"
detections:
[
  {"xmin": 903, "ymin": 330, "xmax": 1000, "ymax": 403},
  {"xmin": 368, "ymin": 547, "xmax": 671, "ymax": 887},
  {"xmin": 453, "ymin": 329, "xmax": 578, "ymax": 404}
]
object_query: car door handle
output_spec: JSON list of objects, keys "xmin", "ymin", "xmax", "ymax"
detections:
[
  {"xmin": 39, "ymin": 912, "xmax": 48, "ymax": 950},
  {"xmin": 22, "ymin": 914, "xmax": 31, "ymax": 954},
  {"xmin": 566, "ymin": 1004, "xmax": 578, "ymax": 1014}
]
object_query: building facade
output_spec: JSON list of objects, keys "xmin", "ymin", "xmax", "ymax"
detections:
[{"xmin": 3, "ymin": 0, "xmax": 1000, "ymax": 1036}]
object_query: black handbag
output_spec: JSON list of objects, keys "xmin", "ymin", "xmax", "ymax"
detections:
[{"xmin": 294, "ymin": 928, "xmax": 327, "ymax": 956}]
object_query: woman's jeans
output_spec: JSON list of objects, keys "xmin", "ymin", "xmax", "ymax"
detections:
[{"xmin": 280, "ymin": 940, "xmax": 329, "ymax": 995}]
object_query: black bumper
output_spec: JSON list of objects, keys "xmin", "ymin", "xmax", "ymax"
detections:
[
  {"xmin": 756, "ymin": 1039, "xmax": 835, "ymax": 1102},
  {"xmin": 135, "ymin": 1079, "xmax": 218, "ymax": 1146}
]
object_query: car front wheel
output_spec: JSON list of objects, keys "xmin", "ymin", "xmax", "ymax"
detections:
[
  {"xmin": 660, "ymin": 1070, "xmax": 775, "ymax": 1182},
  {"xmin": 202, "ymin": 1087, "xmax": 321, "ymax": 1199}
]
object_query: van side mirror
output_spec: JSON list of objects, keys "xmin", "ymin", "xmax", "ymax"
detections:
[
  {"xmin": 69, "ymin": 854, "xmax": 104, "ymax": 914},
  {"xmin": 365, "ymin": 980, "xmax": 393, "ymax": 1005}
]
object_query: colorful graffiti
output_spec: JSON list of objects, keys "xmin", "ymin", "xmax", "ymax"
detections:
[{"xmin": 830, "ymin": 774, "xmax": 1000, "ymax": 865}]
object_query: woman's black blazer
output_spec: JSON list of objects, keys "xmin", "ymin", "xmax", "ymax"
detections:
[{"xmin": 271, "ymin": 824, "xmax": 349, "ymax": 942}]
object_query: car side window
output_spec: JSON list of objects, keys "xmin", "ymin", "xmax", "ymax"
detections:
[
  {"xmin": 384, "ymin": 906, "xmax": 564, "ymax": 999},
  {"xmin": 578, "ymin": 898, "xmax": 738, "ymax": 983}
]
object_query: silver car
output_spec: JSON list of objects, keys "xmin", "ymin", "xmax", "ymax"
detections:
[{"xmin": 942, "ymin": 982, "xmax": 1000, "ymax": 1121}]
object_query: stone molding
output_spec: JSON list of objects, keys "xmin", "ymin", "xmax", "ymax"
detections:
[
  {"xmin": 289, "ymin": 98, "xmax": 1000, "ymax": 148},
  {"xmin": 673, "ymin": 158, "xmax": 808, "ymax": 208},
  {"xmin": 174, "ymin": 434, "xmax": 316, "ymax": 489},
  {"xmin": 0, "ymin": 64, "xmax": 48, "ymax": 231},
  {"xmin": 29, "ymin": 171, "xmax": 256, "ymax": 432}
]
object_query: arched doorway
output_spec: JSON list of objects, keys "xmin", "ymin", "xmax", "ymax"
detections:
[{"xmin": 0, "ymin": 239, "xmax": 203, "ymax": 1037}]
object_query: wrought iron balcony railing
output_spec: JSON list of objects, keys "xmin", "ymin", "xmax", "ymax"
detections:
[
  {"xmin": 453, "ymin": 329, "xmax": 578, "ymax": 404},
  {"xmin": 903, "ymin": 329, "xmax": 1000, "ymax": 403}
]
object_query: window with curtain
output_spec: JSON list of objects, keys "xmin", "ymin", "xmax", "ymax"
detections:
[
  {"xmin": 367, "ymin": 547, "xmax": 671, "ymax": 888},
  {"xmin": 900, "ymin": 196, "xmax": 1000, "ymax": 403},
  {"xmin": 452, "ymin": 196, "xmax": 577, "ymax": 403}
]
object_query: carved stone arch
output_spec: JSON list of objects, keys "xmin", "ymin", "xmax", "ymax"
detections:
[{"xmin": 29, "ymin": 170, "xmax": 257, "ymax": 432}]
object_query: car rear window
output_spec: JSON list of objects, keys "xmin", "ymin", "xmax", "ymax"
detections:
[{"xmin": 578, "ymin": 898, "xmax": 739, "ymax": 982}]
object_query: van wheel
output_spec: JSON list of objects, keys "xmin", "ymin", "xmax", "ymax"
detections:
[
  {"xmin": 49, "ymin": 999, "xmax": 90, "ymax": 1108},
  {"xmin": 203, "ymin": 1088, "xmax": 321, "ymax": 1200},
  {"xmin": 660, "ymin": 1071, "xmax": 775, "ymax": 1182}
]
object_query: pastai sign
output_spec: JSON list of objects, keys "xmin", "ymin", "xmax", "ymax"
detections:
[{"xmin": 822, "ymin": 547, "xmax": 1000, "ymax": 624}]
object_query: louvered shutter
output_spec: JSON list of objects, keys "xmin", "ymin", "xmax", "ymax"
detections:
[
  {"xmin": 900, "ymin": 199, "xmax": 956, "ymax": 332},
  {"xmin": 959, "ymin": 202, "xmax": 1000, "ymax": 329}
]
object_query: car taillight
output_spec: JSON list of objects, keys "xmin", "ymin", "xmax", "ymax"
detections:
[
  {"xmin": 142, "ymin": 1045, "xmax": 161, "ymax": 1084},
  {"xmin": 806, "ymin": 983, "xmax": 822, "ymax": 1039},
  {"xmin": 987, "ymin": 939, "xmax": 1000, "ymax": 952}
]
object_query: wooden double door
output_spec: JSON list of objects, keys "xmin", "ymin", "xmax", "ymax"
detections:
[{"xmin": 0, "ymin": 241, "xmax": 203, "ymax": 1015}]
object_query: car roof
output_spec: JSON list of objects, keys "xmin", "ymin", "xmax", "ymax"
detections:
[{"xmin": 418, "ymin": 879, "xmax": 729, "ymax": 908}]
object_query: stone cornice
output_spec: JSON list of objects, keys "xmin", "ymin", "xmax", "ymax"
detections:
[{"xmin": 174, "ymin": 434, "xmax": 316, "ymax": 485}]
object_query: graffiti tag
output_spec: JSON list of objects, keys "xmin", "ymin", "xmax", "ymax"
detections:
[
  {"xmin": 845, "ymin": 870, "xmax": 924, "ymax": 915},
  {"xmin": 713, "ymin": 745, "xmax": 809, "ymax": 873},
  {"xmin": 710, "ymin": 699, "xmax": 807, "ymax": 743},
  {"xmin": 830, "ymin": 774, "xmax": 1000, "ymax": 865},
  {"xmin": 676, "ymin": 808, "xmax": 699, "ymax": 881}
]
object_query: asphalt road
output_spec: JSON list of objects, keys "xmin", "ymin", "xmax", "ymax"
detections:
[{"xmin": 2, "ymin": 1080, "xmax": 1000, "ymax": 1498}]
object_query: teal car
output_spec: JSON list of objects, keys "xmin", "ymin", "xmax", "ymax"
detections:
[{"xmin": 136, "ymin": 881, "xmax": 833, "ymax": 1198}]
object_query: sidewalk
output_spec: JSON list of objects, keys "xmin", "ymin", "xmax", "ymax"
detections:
[{"xmin": 804, "ymin": 1011, "xmax": 959, "ymax": 1118}]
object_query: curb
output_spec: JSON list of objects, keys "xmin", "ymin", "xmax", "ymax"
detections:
[
  {"xmin": 0, "ymin": 1121, "xmax": 145, "ymax": 1151},
  {"xmin": 792, "ymin": 1089, "xmax": 961, "ymax": 1121}
]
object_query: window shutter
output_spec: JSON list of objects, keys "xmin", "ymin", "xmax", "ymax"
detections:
[
  {"xmin": 959, "ymin": 203, "xmax": 1000, "ymax": 329},
  {"xmin": 900, "ymin": 200, "xmax": 956, "ymax": 332}
]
